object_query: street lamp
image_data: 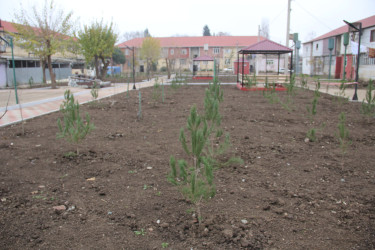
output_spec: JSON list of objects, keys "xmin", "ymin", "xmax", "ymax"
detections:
[
  {"xmin": 343, "ymin": 20, "xmax": 362, "ymax": 101},
  {"xmin": 125, "ymin": 45, "xmax": 136, "ymax": 90}
]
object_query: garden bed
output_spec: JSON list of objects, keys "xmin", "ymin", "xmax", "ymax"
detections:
[{"xmin": 0, "ymin": 84, "xmax": 374, "ymax": 249}]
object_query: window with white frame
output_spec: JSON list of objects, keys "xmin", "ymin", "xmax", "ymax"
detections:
[
  {"xmin": 266, "ymin": 60, "xmax": 273, "ymax": 65},
  {"xmin": 125, "ymin": 49, "xmax": 129, "ymax": 56},
  {"xmin": 213, "ymin": 48, "xmax": 220, "ymax": 54},
  {"xmin": 181, "ymin": 49, "xmax": 187, "ymax": 55},
  {"xmin": 225, "ymin": 49, "xmax": 231, "ymax": 54},
  {"xmin": 180, "ymin": 59, "xmax": 186, "ymax": 65},
  {"xmin": 170, "ymin": 49, "xmax": 174, "ymax": 55},
  {"xmin": 203, "ymin": 61, "xmax": 208, "ymax": 65}
]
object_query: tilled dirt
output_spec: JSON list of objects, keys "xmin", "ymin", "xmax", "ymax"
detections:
[{"xmin": 0, "ymin": 84, "xmax": 374, "ymax": 249}]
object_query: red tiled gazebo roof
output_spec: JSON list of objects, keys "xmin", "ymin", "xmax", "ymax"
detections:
[{"xmin": 239, "ymin": 39, "xmax": 292, "ymax": 54}]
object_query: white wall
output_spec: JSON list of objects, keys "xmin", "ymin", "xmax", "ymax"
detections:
[
  {"xmin": 302, "ymin": 43, "xmax": 313, "ymax": 75},
  {"xmin": 312, "ymin": 40, "xmax": 323, "ymax": 57}
]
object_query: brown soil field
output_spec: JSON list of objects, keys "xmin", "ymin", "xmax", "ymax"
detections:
[{"xmin": 0, "ymin": 84, "xmax": 374, "ymax": 249}]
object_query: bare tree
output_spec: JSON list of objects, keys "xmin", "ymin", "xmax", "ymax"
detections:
[
  {"xmin": 121, "ymin": 31, "xmax": 144, "ymax": 42},
  {"xmin": 163, "ymin": 47, "xmax": 180, "ymax": 79},
  {"xmin": 305, "ymin": 31, "xmax": 317, "ymax": 42},
  {"xmin": 216, "ymin": 32, "xmax": 231, "ymax": 36},
  {"xmin": 260, "ymin": 18, "xmax": 270, "ymax": 39}
]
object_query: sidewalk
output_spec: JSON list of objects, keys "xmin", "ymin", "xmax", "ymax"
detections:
[
  {"xmin": 306, "ymin": 81, "xmax": 370, "ymax": 102},
  {"xmin": 0, "ymin": 77, "xmax": 164, "ymax": 127}
]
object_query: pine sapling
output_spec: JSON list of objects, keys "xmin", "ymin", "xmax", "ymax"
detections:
[
  {"xmin": 57, "ymin": 90, "xmax": 95, "ymax": 155},
  {"xmin": 336, "ymin": 112, "xmax": 351, "ymax": 154},
  {"xmin": 203, "ymin": 80, "xmax": 242, "ymax": 168},
  {"xmin": 168, "ymin": 105, "xmax": 215, "ymax": 224},
  {"xmin": 361, "ymin": 80, "xmax": 375, "ymax": 118},
  {"xmin": 91, "ymin": 82, "xmax": 99, "ymax": 101}
]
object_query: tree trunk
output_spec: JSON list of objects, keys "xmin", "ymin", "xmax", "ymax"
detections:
[
  {"xmin": 165, "ymin": 58, "xmax": 171, "ymax": 79},
  {"xmin": 47, "ymin": 54, "xmax": 56, "ymax": 89},
  {"xmin": 100, "ymin": 56, "xmax": 110, "ymax": 79},
  {"xmin": 94, "ymin": 56, "xmax": 100, "ymax": 79},
  {"xmin": 147, "ymin": 59, "xmax": 151, "ymax": 81},
  {"xmin": 41, "ymin": 59, "xmax": 47, "ymax": 84}
]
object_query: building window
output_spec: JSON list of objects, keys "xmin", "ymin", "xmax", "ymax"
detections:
[
  {"xmin": 203, "ymin": 61, "xmax": 208, "ymax": 65},
  {"xmin": 180, "ymin": 59, "xmax": 186, "ymax": 65},
  {"xmin": 225, "ymin": 59, "xmax": 231, "ymax": 65},
  {"xmin": 225, "ymin": 49, "xmax": 231, "ymax": 54},
  {"xmin": 170, "ymin": 49, "xmax": 174, "ymax": 55},
  {"xmin": 316, "ymin": 44, "xmax": 319, "ymax": 50},
  {"xmin": 213, "ymin": 48, "xmax": 220, "ymax": 54},
  {"xmin": 266, "ymin": 60, "xmax": 273, "ymax": 65},
  {"xmin": 371, "ymin": 30, "xmax": 375, "ymax": 42},
  {"xmin": 181, "ymin": 49, "xmax": 187, "ymax": 55},
  {"xmin": 125, "ymin": 49, "xmax": 129, "ymax": 56}
]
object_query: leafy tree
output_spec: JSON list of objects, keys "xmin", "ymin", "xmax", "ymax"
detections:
[
  {"xmin": 112, "ymin": 47, "xmax": 126, "ymax": 65},
  {"xmin": 12, "ymin": 0, "xmax": 74, "ymax": 88},
  {"xmin": 203, "ymin": 25, "xmax": 211, "ymax": 36},
  {"xmin": 140, "ymin": 37, "xmax": 160, "ymax": 80},
  {"xmin": 78, "ymin": 20, "xmax": 117, "ymax": 79}
]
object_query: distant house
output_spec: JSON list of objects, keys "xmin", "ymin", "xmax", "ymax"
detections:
[
  {"xmin": 117, "ymin": 36, "xmax": 272, "ymax": 74},
  {"xmin": 0, "ymin": 20, "xmax": 84, "ymax": 88},
  {"xmin": 302, "ymin": 15, "xmax": 375, "ymax": 80}
]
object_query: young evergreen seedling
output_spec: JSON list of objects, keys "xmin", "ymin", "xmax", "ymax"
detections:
[
  {"xmin": 137, "ymin": 91, "xmax": 142, "ymax": 119},
  {"xmin": 57, "ymin": 90, "xmax": 95, "ymax": 155},
  {"xmin": 361, "ymin": 80, "xmax": 375, "ymax": 118},
  {"xmin": 203, "ymin": 80, "xmax": 242, "ymax": 168},
  {"xmin": 168, "ymin": 105, "xmax": 215, "ymax": 224},
  {"xmin": 90, "ymin": 82, "xmax": 99, "ymax": 100},
  {"xmin": 336, "ymin": 112, "xmax": 351, "ymax": 154}
]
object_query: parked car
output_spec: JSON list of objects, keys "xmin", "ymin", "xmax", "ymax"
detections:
[{"xmin": 223, "ymin": 68, "xmax": 233, "ymax": 73}]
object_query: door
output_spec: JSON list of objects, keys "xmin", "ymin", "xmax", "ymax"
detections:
[
  {"xmin": 335, "ymin": 56, "xmax": 342, "ymax": 79},
  {"xmin": 0, "ymin": 63, "xmax": 6, "ymax": 88}
]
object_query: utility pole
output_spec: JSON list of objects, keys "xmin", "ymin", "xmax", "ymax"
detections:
[
  {"xmin": 256, "ymin": 25, "xmax": 260, "ymax": 75},
  {"xmin": 285, "ymin": 0, "xmax": 291, "ymax": 75}
]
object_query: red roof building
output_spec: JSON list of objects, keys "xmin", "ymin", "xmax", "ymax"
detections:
[
  {"xmin": 117, "ymin": 36, "xmax": 266, "ymax": 73},
  {"xmin": 302, "ymin": 15, "xmax": 375, "ymax": 80}
]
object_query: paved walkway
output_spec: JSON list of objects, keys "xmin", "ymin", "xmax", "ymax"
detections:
[{"xmin": 0, "ymin": 78, "xmax": 162, "ymax": 127}]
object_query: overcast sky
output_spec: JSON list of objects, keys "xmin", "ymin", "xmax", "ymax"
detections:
[{"xmin": 1, "ymin": 0, "xmax": 374, "ymax": 45}]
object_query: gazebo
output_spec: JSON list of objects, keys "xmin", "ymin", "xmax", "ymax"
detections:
[
  {"xmin": 237, "ymin": 39, "xmax": 293, "ymax": 89},
  {"xmin": 193, "ymin": 55, "xmax": 214, "ymax": 80}
]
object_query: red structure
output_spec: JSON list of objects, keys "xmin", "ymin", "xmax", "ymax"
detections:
[
  {"xmin": 234, "ymin": 58, "xmax": 249, "ymax": 75},
  {"xmin": 237, "ymin": 39, "xmax": 293, "ymax": 90}
]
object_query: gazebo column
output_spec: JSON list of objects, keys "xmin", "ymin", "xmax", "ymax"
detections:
[
  {"xmin": 242, "ymin": 53, "xmax": 245, "ymax": 87},
  {"xmin": 237, "ymin": 52, "xmax": 239, "ymax": 83}
]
